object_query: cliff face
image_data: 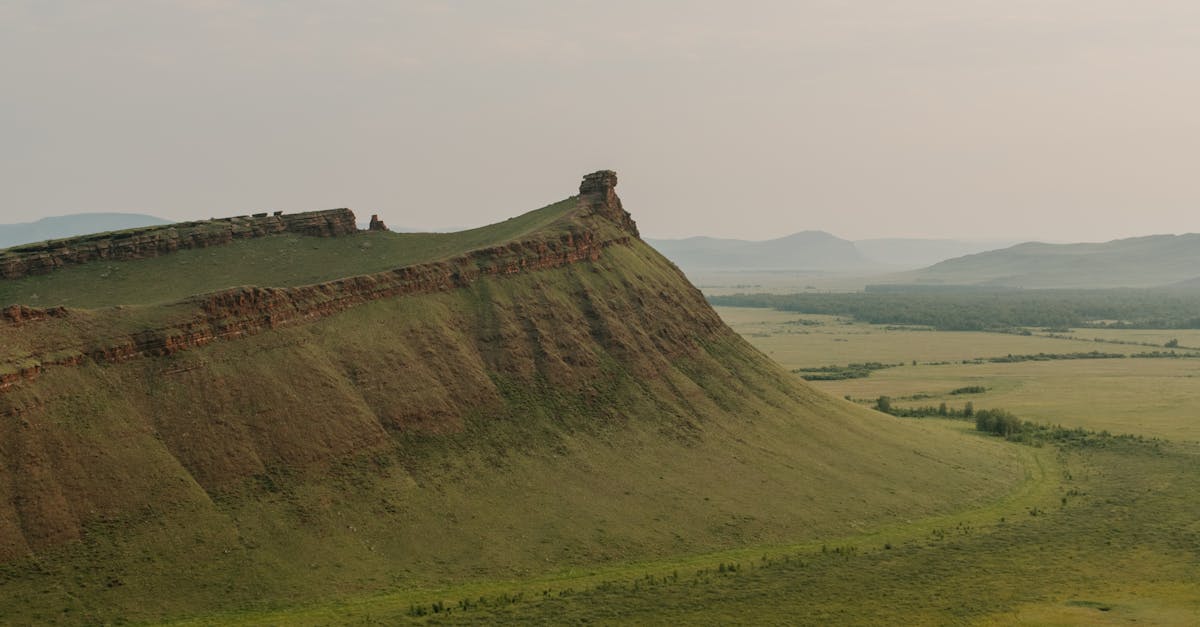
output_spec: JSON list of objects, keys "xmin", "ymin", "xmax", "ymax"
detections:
[{"xmin": 0, "ymin": 208, "xmax": 357, "ymax": 279}]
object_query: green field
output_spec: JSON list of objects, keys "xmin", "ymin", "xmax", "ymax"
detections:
[
  {"xmin": 1050, "ymin": 327, "xmax": 1200, "ymax": 349},
  {"xmin": 717, "ymin": 306, "xmax": 1200, "ymax": 442},
  {"xmin": 716, "ymin": 307, "xmax": 1200, "ymax": 367}
]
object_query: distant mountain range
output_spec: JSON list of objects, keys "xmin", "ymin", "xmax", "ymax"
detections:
[
  {"xmin": 895, "ymin": 234, "xmax": 1200, "ymax": 289},
  {"xmin": 649, "ymin": 230, "xmax": 1200, "ymax": 290},
  {"xmin": 0, "ymin": 213, "xmax": 170, "ymax": 249},
  {"xmin": 854, "ymin": 238, "xmax": 1023, "ymax": 268},
  {"xmin": 646, "ymin": 231, "xmax": 1017, "ymax": 273},
  {"xmin": 647, "ymin": 231, "xmax": 874, "ymax": 272}
]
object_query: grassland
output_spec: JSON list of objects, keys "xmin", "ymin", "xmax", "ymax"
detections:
[
  {"xmin": 821, "ymin": 359, "xmax": 1200, "ymax": 442},
  {"xmin": 717, "ymin": 306, "xmax": 1200, "ymax": 442},
  {"xmin": 716, "ymin": 307, "xmax": 1196, "ymax": 367},
  {"xmin": 1047, "ymin": 327, "xmax": 1200, "ymax": 349},
  {"xmin": 0, "ymin": 198, "xmax": 577, "ymax": 308}
]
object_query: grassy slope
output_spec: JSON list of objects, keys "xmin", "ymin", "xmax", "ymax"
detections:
[
  {"xmin": 392, "ymin": 439, "xmax": 1200, "ymax": 626},
  {"xmin": 0, "ymin": 199, "xmax": 1025, "ymax": 624},
  {"xmin": 0, "ymin": 199, "xmax": 576, "ymax": 309}
]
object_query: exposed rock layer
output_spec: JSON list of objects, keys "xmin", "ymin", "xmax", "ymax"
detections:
[
  {"xmin": 0, "ymin": 180, "xmax": 641, "ymax": 393},
  {"xmin": 0, "ymin": 209, "xmax": 358, "ymax": 279}
]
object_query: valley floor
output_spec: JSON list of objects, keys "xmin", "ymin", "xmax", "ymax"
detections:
[{"xmin": 718, "ymin": 306, "xmax": 1200, "ymax": 442}]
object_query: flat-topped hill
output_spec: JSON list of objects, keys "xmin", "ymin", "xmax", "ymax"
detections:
[{"xmin": 0, "ymin": 171, "xmax": 1023, "ymax": 624}]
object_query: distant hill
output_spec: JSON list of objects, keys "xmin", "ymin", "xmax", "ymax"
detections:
[
  {"xmin": 647, "ymin": 231, "xmax": 881, "ymax": 272},
  {"xmin": 898, "ymin": 234, "xmax": 1200, "ymax": 289},
  {"xmin": 855, "ymin": 237, "xmax": 1021, "ymax": 268},
  {"xmin": 647, "ymin": 232, "xmax": 1020, "ymax": 275},
  {"xmin": 0, "ymin": 213, "xmax": 169, "ymax": 249}
]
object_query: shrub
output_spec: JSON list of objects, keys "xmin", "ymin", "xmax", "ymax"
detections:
[
  {"xmin": 975, "ymin": 408, "xmax": 1023, "ymax": 437},
  {"xmin": 875, "ymin": 396, "xmax": 893, "ymax": 414},
  {"xmin": 950, "ymin": 385, "xmax": 987, "ymax": 395}
]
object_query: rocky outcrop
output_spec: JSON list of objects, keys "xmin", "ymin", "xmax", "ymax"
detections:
[
  {"xmin": 1, "ymin": 305, "xmax": 68, "ymax": 325},
  {"xmin": 0, "ymin": 209, "xmax": 358, "ymax": 280},
  {"xmin": 368, "ymin": 215, "xmax": 389, "ymax": 231},
  {"xmin": 579, "ymin": 170, "xmax": 639, "ymax": 237}
]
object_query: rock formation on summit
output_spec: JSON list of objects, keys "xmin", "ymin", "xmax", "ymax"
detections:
[{"xmin": 579, "ymin": 170, "xmax": 639, "ymax": 237}]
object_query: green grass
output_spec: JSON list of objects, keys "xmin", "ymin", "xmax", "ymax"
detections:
[
  {"xmin": 1050, "ymin": 327, "xmax": 1200, "ymax": 349},
  {"xmin": 714, "ymin": 307, "xmax": 1194, "ymax": 368},
  {"xmin": 717, "ymin": 306, "xmax": 1200, "ymax": 441},
  {"xmin": 158, "ymin": 430, "xmax": 1200, "ymax": 625},
  {"xmin": 452, "ymin": 441, "xmax": 1200, "ymax": 625},
  {"xmin": 820, "ymin": 359, "xmax": 1200, "ymax": 442},
  {"xmin": 0, "ymin": 198, "xmax": 578, "ymax": 308}
]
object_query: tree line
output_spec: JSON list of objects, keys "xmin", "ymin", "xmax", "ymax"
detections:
[{"xmin": 710, "ymin": 288, "xmax": 1200, "ymax": 330}]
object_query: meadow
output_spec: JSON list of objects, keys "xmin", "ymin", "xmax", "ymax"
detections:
[{"xmin": 717, "ymin": 306, "xmax": 1200, "ymax": 442}]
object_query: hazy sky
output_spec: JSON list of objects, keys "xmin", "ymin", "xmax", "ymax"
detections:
[{"xmin": 3, "ymin": 1, "xmax": 1199, "ymax": 241}]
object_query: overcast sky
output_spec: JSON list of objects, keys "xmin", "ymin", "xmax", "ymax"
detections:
[{"xmin": 3, "ymin": 1, "xmax": 1199, "ymax": 241}]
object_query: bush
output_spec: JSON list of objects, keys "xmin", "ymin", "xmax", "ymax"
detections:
[
  {"xmin": 950, "ymin": 385, "xmax": 987, "ymax": 395},
  {"xmin": 975, "ymin": 409, "xmax": 1023, "ymax": 437},
  {"xmin": 875, "ymin": 396, "xmax": 893, "ymax": 414}
]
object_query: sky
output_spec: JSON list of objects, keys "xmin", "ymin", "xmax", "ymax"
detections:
[{"xmin": 2, "ymin": 1, "xmax": 1199, "ymax": 241}]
